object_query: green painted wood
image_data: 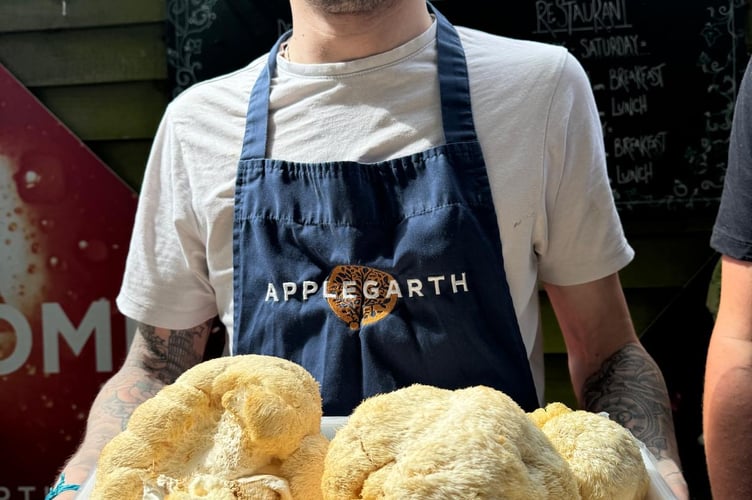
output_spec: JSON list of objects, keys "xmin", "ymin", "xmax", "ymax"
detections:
[
  {"xmin": 0, "ymin": 0, "xmax": 165, "ymax": 33},
  {"xmin": 30, "ymin": 81, "xmax": 169, "ymax": 141},
  {"xmin": 0, "ymin": 24, "xmax": 167, "ymax": 86},
  {"xmin": 87, "ymin": 139, "xmax": 154, "ymax": 191}
]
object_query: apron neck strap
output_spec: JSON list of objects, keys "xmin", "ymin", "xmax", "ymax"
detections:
[
  {"xmin": 429, "ymin": 1, "xmax": 478, "ymax": 144},
  {"xmin": 241, "ymin": 31, "xmax": 287, "ymax": 159},
  {"xmin": 241, "ymin": 2, "xmax": 478, "ymax": 160}
]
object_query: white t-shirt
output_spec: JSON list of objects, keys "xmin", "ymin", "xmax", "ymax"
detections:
[{"xmin": 116, "ymin": 21, "xmax": 633, "ymax": 400}]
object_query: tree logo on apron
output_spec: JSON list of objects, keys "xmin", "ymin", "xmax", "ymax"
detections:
[{"xmin": 326, "ymin": 265, "xmax": 398, "ymax": 330}]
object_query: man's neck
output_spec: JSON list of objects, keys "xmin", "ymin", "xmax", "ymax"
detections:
[{"xmin": 286, "ymin": 0, "xmax": 432, "ymax": 63}]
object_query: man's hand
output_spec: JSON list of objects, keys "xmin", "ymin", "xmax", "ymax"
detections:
[{"xmin": 656, "ymin": 458, "xmax": 689, "ymax": 500}]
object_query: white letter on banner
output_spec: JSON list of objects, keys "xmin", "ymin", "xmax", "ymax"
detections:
[
  {"xmin": 0, "ymin": 304, "xmax": 32, "ymax": 376},
  {"xmin": 42, "ymin": 300, "xmax": 112, "ymax": 373},
  {"xmin": 18, "ymin": 486, "xmax": 35, "ymax": 500}
]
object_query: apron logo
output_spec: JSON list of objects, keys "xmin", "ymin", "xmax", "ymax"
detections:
[
  {"xmin": 264, "ymin": 266, "xmax": 470, "ymax": 331},
  {"xmin": 326, "ymin": 265, "xmax": 398, "ymax": 330}
]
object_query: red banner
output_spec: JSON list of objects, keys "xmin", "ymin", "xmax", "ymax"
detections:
[{"xmin": 0, "ymin": 63, "xmax": 137, "ymax": 498}]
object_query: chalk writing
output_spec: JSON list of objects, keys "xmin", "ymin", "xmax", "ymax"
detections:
[
  {"xmin": 278, "ymin": 18, "xmax": 292, "ymax": 36},
  {"xmin": 616, "ymin": 162, "xmax": 654, "ymax": 185},
  {"xmin": 610, "ymin": 94, "xmax": 648, "ymax": 117},
  {"xmin": 166, "ymin": 0, "xmax": 220, "ymax": 97},
  {"xmin": 164, "ymin": 0, "xmax": 749, "ymax": 217},
  {"xmin": 535, "ymin": 0, "xmax": 631, "ymax": 35},
  {"xmin": 609, "ymin": 63, "xmax": 666, "ymax": 92},
  {"xmin": 613, "ymin": 132, "xmax": 668, "ymax": 159},
  {"xmin": 578, "ymin": 34, "xmax": 645, "ymax": 59}
]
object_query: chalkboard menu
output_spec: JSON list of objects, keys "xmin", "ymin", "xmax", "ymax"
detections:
[{"xmin": 166, "ymin": 0, "xmax": 749, "ymax": 218}]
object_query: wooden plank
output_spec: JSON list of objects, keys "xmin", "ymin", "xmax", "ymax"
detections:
[
  {"xmin": 0, "ymin": 0, "xmax": 165, "ymax": 33},
  {"xmin": 0, "ymin": 24, "xmax": 167, "ymax": 86},
  {"xmin": 86, "ymin": 139, "xmax": 154, "ymax": 191},
  {"xmin": 30, "ymin": 81, "xmax": 169, "ymax": 141}
]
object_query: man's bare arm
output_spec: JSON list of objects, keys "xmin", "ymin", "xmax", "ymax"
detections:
[
  {"xmin": 703, "ymin": 256, "xmax": 752, "ymax": 499},
  {"xmin": 582, "ymin": 343, "xmax": 685, "ymax": 492},
  {"xmin": 52, "ymin": 318, "xmax": 214, "ymax": 499},
  {"xmin": 545, "ymin": 273, "xmax": 688, "ymax": 499}
]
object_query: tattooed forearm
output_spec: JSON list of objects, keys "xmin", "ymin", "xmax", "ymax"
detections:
[
  {"xmin": 582, "ymin": 343, "xmax": 679, "ymax": 463},
  {"xmin": 98, "ymin": 375, "xmax": 164, "ymax": 429},
  {"xmin": 54, "ymin": 318, "xmax": 217, "ymax": 491},
  {"xmin": 132, "ymin": 322, "xmax": 210, "ymax": 384}
]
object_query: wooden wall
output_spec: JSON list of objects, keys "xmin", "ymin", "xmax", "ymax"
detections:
[{"xmin": 0, "ymin": 0, "xmax": 169, "ymax": 190}]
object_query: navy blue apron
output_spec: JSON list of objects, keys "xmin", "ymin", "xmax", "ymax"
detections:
[{"xmin": 233, "ymin": 3, "xmax": 538, "ymax": 415}]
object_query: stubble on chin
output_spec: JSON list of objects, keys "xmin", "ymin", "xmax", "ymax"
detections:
[{"xmin": 305, "ymin": 0, "xmax": 398, "ymax": 15}]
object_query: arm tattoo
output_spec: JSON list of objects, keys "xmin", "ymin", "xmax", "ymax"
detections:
[
  {"xmin": 582, "ymin": 343, "xmax": 677, "ymax": 461},
  {"xmin": 100, "ymin": 375, "xmax": 165, "ymax": 430},
  {"xmin": 134, "ymin": 322, "xmax": 209, "ymax": 385}
]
